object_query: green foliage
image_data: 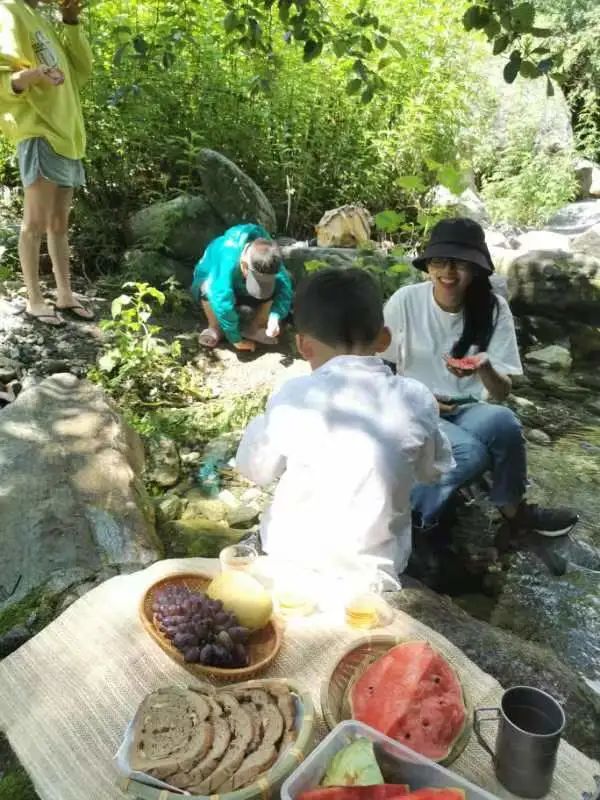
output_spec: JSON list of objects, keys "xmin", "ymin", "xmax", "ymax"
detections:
[
  {"xmin": 44, "ymin": 0, "xmax": 493, "ymax": 257},
  {"xmin": 0, "ymin": 764, "xmax": 38, "ymax": 800},
  {"xmin": 131, "ymin": 389, "xmax": 270, "ymax": 445},
  {"xmin": 88, "ymin": 282, "xmax": 202, "ymax": 413},
  {"xmin": 480, "ymin": 128, "xmax": 578, "ymax": 225},
  {"xmin": 462, "ymin": 0, "xmax": 561, "ymax": 91},
  {"xmin": 534, "ymin": 0, "xmax": 600, "ymax": 157}
]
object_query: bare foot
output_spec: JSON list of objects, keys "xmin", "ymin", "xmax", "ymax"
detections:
[
  {"xmin": 55, "ymin": 294, "xmax": 94, "ymax": 320},
  {"xmin": 25, "ymin": 303, "xmax": 64, "ymax": 327}
]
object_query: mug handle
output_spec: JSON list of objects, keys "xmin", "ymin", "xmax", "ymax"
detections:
[{"xmin": 474, "ymin": 707, "xmax": 500, "ymax": 761}]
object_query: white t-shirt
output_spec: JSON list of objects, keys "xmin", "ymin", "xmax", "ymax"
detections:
[
  {"xmin": 380, "ymin": 282, "xmax": 523, "ymax": 401},
  {"xmin": 235, "ymin": 355, "xmax": 454, "ymax": 575}
]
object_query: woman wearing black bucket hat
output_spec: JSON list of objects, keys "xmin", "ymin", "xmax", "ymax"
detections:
[{"xmin": 381, "ymin": 217, "xmax": 578, "ymax": 540}]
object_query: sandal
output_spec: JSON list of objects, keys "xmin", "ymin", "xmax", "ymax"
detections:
[
  {"xmin": 55, "ymin": 304, "xmax": 95, "ymax": 321},
  {"xmin": 24, "ymin": 310, "xmax": 65, "ymax": 327},
  {"xmin": 241, "ymin": 328, "xmax": 278, "ymax": 346},
  {"xmin": 199, "ymin": 328, "xmax": 221, "ymax": 348}
]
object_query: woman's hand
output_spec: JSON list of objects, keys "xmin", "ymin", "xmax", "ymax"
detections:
[
  {"xmin": 11, "ymin": 65, "xmax": 64, "ymax": 92},
  {"xmin": 437, "ymin": 399, "xmax": 457, "ymax": 415},
  {"xmin": 60, "ymin": 0, "xmax": 83, "ymax": 24},
  {"xmin": 444, "ymin": 352, "xmax": 489, "ymax": 378}
]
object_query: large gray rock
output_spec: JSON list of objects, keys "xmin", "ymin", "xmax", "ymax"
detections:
[
  {"xmin": 427, "ymin": 185, "xmax": 490, "ymax": 225},
  {"xmin": 574, "ymin": 158, "xmax": 600, "ymax": 199},
  {"xmin": 126, "ymin": 195, "xmax": 223, "ymax": 265},
  {"xmin": 198, "ymin": 149, "xmax": 277, "ymax": 233},
  {"xmin": 491, "ymin": 552, "xmax": 600, "ymax": 695},
  {"xmin": 0, "ymin": 374, "xmax": 161, "ymax": 610},
  {"xmin": 571, "ymin": 223, "xmax": 600, "ymax": 258},
  {"xmin": 281, "ymin": 244, "xmax": 414, "ymax": 288},
  {"xmin": 493, "ymin": 248, "xmax": 600, "ymax": 324},
  {"xmin": 516, "ymin": 230, "xmax": 571, "ymax": 252},
  {"xmin": 525, "ymin": 344, "xmax": 572, "ymax": 370},
  {"xmin": 389, "ymin": 582, "xmax": 600, "ymax": 760},
  {"xmin": 546, "ymin": 200, "xmax": 600, "ymax": 235}
]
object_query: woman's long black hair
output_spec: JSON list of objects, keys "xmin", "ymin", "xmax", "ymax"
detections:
[{"xmin": 450, "ymin": 272, "xmax": 499, "ymax": 358}]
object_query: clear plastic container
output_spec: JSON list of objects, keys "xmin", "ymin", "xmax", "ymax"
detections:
[{"xmin": 281, "ymin": 720, "xmax": 500, "ymax": 800}]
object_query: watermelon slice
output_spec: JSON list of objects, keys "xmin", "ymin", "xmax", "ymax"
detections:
[
  {"xmin": 349, "ymin": 642, "xmax": 467, "ymax": 762},
  {"xmin": 298, "ymin": 786, "xmax": 410, "ymax": 800},
  {"xmin": 444, "ymin": 355, "xmax": 482, "ymax": 371},
  {"xmin": 399, "ymin": 791, "xmax": 465, "ymax": 799}
]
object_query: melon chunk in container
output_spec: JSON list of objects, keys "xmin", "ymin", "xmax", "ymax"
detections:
[{"xmin": 281, "ymin": 721, "xmax": 500, "ymax": 800}]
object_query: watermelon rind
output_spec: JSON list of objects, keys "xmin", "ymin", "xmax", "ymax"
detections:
[{"xmin": 321, "ymin": 636, "xmax": 472, "ymax": 766}]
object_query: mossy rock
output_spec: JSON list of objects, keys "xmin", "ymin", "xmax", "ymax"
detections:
[
  {"xmin": 0, "ymin": 767, "xmax": 39, "ymax": 800},
  {"xmin": 161, "ymin": 518, "xmax": 247, "ymax": 558},
  {"xmin": 0, "ymin": 736, "xmax": 39, "ymax": 800},
  {"xmin": 0, "ymin": 587, "xmax": 59, "ymax": 638},
  {"xmin": 126, "ymin": 195, "xmax": 224, "ymax": 265}
]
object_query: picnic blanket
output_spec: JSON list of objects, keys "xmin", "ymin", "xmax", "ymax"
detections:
[{"xmin": 0, "ymin": 557, "xmax": 597, "ymax": 800}]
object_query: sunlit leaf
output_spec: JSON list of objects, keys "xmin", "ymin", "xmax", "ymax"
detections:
[
  {"xmin": 397, "ymin": 174, "xmax": 425, "ymax": 192},
  {"xmin": 374, "ymin": 209, "xmax": 404, "ymax": 232}
]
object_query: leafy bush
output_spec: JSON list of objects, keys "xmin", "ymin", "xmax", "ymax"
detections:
[
  {"xmin": 50, "ymin": 0, "xmax": 489, "ymax": 268},
  {"xmin": 88, "ymin": 282, "xmax": 203, "ymax": 414},
  {"xmin": 479, "ymin": 122, "xmax": 577, "ymax": 226}
]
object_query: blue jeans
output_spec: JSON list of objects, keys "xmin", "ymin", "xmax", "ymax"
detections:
[{"xmin": 411, "ymin": 403, "xmax": 527, "ymax": 525}]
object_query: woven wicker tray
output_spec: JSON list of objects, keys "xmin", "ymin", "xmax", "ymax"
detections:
[
  {"xmin": 139, "ymin": 572, "xmax": 282, "ymax": 681},
  {"xmin": 320, "ymin": 635, "xmax": 473, "ymax": 766},
  {"xmin": 119, "ymin": 678, "xmax": 315, "ymax": 800}
]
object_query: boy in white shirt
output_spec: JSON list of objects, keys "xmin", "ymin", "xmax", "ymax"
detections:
[{"xmin": 235, "ymin": 268, "xmax": 454, "ymax": 575}]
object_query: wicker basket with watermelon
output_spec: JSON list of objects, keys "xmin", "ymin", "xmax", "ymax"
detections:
[{"xmin": 322, "ymin": 638, "xmax": 472, "ymax": 766}]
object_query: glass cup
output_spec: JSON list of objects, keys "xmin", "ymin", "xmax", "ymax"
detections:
[
  {"xmin": 273, "ymin": 564, "xmax": 318, "ymax": 618},
  {"xmin": 344, "ymin": 569, "xmax": 401, "ymax": 630},
  {"xmin": 219, "ymin": 543, "xmax": 258, "ymax": 574}
]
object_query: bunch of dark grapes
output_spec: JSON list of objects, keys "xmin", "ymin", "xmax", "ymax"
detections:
[{"xmin": 152, "ymin": 584, "xmax": 250, "ymax": 668}]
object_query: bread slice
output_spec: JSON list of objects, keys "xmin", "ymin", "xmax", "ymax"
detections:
[
  {"xmin": 129, "ymin": 687, "xmax": 211, "ymax": 776},
  {"xmin": 191, "ymin": 693, "xmax": 254, "ymax": 794},
  {"xmin": 169, "ymin": 696, "xmax": 231, "ymax": 790}
]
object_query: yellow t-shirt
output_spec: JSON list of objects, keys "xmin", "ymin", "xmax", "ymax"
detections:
[{"xmin": 0, "ymin": 0, "xmax": 92, "ymax": 159}]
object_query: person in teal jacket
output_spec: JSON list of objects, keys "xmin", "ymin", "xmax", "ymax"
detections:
[{"xmin": 191, "ymin": 223, "xmax": 293, "ymax": 352}]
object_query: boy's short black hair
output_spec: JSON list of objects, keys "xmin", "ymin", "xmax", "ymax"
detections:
[
  {"xmin": 248, "ymin": 239, "xmax": 282, "ymax": 275},
  {"xmin": 294, "ymin": 267, "xmax": 384, "ymax": 348}
]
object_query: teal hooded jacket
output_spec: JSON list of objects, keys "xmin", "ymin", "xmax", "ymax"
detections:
[{"xmin": 191, "ymin": 223, "xmax": 293, "ymax": 344}]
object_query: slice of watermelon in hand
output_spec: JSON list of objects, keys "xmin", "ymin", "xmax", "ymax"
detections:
[{"xmin": 444, "ymin": 354, "xmax": 484, "ymax": 372}]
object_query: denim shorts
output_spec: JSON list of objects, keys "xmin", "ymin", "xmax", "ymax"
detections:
[{"xmin": 17, "ymin": 137, "xmax": 86, "ymax": 188}]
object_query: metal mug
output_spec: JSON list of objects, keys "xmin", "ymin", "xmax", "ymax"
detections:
[{"xmin": 474, "ymin": 686, "xmax": 566, "ymax": 799}]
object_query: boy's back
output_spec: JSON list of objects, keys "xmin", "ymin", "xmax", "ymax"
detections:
[{"xmin": 236, "ymin": 353, "xmax": 452, "ymax": 574}]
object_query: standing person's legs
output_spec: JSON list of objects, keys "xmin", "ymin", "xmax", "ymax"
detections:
[
  {"xmin": 50, "ymin": 185, "xmax": 93, "ymax": 319},
  {"xmin": 19, "ymin": 178, "xmax": 62, "ymax": 324},
  {"xmin": 411, "ymin": 415, "xmax": 491, "ymax": 526}
]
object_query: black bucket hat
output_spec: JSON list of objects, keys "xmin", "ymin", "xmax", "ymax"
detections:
[{"xmin": 413, "ymin": 217, "xmax": 494, "ymax": 274}]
